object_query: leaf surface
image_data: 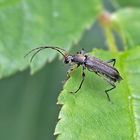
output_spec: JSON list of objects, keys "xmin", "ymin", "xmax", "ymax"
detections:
[
  {"xmin": 113, "ymin": 0, "xmax": 140, "ymax": 7},
  {"xmin": 111, "ymin": 9, "xmax": 140, "ymax": 49},
  {"xmin": 0, "ymin": 0, "xmax": 102, "ymax": 77},
  {"xmin": 55, "ymin": 47, "xmax": 140, "ymax": 140}
]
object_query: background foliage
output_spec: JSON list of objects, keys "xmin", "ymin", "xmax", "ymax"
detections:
[{"xmin": 0, "ymin": 0, "xmax": 140, "ymax": 140}]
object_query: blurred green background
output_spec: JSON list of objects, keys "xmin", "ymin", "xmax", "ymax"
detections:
[
  {"xmin": 0, "ymin": 18, "xmax": 105, "ymax": 140},
  {"xmin": 0, "ymin": 0, "xmax": 139, "ymax": 140}
]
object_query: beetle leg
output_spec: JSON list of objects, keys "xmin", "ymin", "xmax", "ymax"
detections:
[
  {"xmin": 79, "ymin": 48, "xmax": 85, "ymax": 54},
  {"xmin": 95, "ymin": 73, "xmax": 116, "ymax": 101},
  {"xmin": 70, "ymin": 65, "xmax": 86, "ymax": 93},
  {"xmin": 106, "ymin": 59, "xmax": 116, "ymax": 67},
  {"xmin": 67, "ymin": 64, "xmax": 80, "ymax": 79},
  {"xmin": 105, "ymin": 85, "xmax": 116, "ymax": 101},
  {"xmin": 104, "ymin": 79, "xmax": 116, "ymax": 101}
]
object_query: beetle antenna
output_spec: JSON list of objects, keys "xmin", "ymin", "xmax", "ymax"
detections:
[{"xmin": 24, "ymin": 46, "xmax": 67, "ymax": 62}]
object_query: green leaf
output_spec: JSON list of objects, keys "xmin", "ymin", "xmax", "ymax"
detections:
[
  {"xmin": 55, "ymin": 46, "xmax": 140, "ymax": 140},
  {"xmin": 112, "ymin": 0, "xmax": 140, "ymax": 7},
  {"xmin": 0, "ymin": 0, "xmax": 102, "ymax": 78},
  {"xmin": 111, "ymin": 8, "xmax": 140, "ymax": 49}
]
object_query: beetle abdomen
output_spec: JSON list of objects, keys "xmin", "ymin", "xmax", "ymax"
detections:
[{"xmin": 85, "ymin": 56, "xmax": 122, "ymax": 82}]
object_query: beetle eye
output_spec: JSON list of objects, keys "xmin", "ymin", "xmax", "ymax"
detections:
[{"xmin": 64, "ymin": 59, "xmax": 69, "ymax": 64}]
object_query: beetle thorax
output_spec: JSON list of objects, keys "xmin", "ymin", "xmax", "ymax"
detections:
[{"xmin": 73, "ymin": 54, "xmax": 86, "ymax": 64}]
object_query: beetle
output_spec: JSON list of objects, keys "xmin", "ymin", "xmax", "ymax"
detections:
[{"xmin": 25, "ymin": 46, "xmax": 123, "ymax": 101}]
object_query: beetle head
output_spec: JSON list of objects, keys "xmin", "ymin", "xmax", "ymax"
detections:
[{"xmin": 64, "ymin": 55, "xmax": 73, "ymax": 64}]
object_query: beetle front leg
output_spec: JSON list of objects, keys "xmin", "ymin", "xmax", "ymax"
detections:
[{"xmin": 67, "ymin": 64, "xmax": 80, "ymax": 79}]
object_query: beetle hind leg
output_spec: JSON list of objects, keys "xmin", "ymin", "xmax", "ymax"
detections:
[
  {"xmin": 106, "ymin": 59, "xmax": 116, "ymax": 67},
  {"xmin": 105, "ymin": 84, "xmax": 116, "ymax": 101}
]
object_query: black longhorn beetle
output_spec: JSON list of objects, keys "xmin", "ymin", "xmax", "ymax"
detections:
[{"xmin": 25, "ymin": 46, "xmax": 123, "ymax": 101}]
